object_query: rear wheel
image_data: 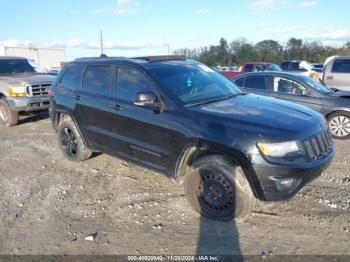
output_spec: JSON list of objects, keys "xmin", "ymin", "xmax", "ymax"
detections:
[
  {"xmin": 184, "ymin": 155, "xmax": 255, "ymax": 221},
  {"xmin": 327, "ymin": 111, "xmax": 350, "ymax": 140},
  {"xmin": 57, "ymin": 118, "xmax": 92, "ymax": 162},
  {"xmin": 0, "ymin": 99, "xmax": 19, "ymax": 126}
]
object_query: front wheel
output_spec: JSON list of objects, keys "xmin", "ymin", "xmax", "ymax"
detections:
[
  {"xmin": 184, "ymin": 155, "xmax": 255, "ymax": 221},
  {"xmin": 327, "ymin": 111, "xmax": 350, "ymax": 140},
  {"xmin": 0, "ymin": 99, "xmax": 19, "ymax": 126}
]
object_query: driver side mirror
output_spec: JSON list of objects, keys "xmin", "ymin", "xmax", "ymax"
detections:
[{"xmin": 134, "ymin": 92, "xmax": 158, "ymax": 108}]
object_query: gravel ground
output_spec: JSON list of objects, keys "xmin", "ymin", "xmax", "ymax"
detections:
[{"xmin": 0, "ymin": 114, "xmax": 349, "ymax": 257}]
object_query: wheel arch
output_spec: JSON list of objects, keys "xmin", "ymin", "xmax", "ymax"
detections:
[
  {"xmin": 174, "ymin": 142, "xmax": 264, "ymax": 200},
  {"xmin": 325, "ymin": 108, "xmax": 350, "ymax": 119},
  {"xmin": 53, "ymin": 110, "xmax": 89, "ymax": 146}
]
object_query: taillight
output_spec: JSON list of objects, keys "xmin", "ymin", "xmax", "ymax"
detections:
[{"xmin": 48, "ymin": 88, "xmax": 52, "ymax": 98}]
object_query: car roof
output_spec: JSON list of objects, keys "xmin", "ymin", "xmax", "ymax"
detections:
[
  {"xmin": 70, "ymin": 55, "xmax": 195, "ymax": 69},
  {"xmin": 232, "ymin": 71, "xmax": 305, "ymax": 80}
]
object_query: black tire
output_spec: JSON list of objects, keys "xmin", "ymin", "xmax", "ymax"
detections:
[
  {"xmin": 184, "ymin": 155, "xmax": 255, "ymax": 221},
  {"xmin": 57, "ymin": 118, "xmax": 92, "ymax": 162},
  {"xmin": 327, "ymin": 111, "xmax": 350, "ymax": 140},
  {"xmin": 0, "ymin": 99, "xmax": 19, "ymax": 126}
]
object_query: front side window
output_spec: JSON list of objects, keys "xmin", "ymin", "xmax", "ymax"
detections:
[
  {"xmin": 244, "ymin": 75, "xmax": 271, "ymax": 90},
  {"xmin": 274, "ymin": 77, "xmax": 307, "ymax": 96},
  {"xmin": 82, "ymin": 66, "xmax": 113, "ymax": 96},
  {"xmin": 245, "ymin": 64, "xmax": 254, "ymax": 72},
  {"xmin": 332, "ymin": 59, "xmax": 350, "ymax": 73},
  {"xmin": 149, "ymin": 63, "xmax": 241, "ymax": 105},
  {"xmin": 115, "ymin": 67, "xmax": 154, "ymax": 102},
  {"xmin": 60, "ymin": 66, "xmax": 84, "ymax": 89}
]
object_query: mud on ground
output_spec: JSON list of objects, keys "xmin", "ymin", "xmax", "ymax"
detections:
[{"xmin": 0, "ymin": 114, "xmax": 349, "ymax": 256}]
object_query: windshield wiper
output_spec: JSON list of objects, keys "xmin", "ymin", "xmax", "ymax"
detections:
[{"xmin": 186, "ymin": 93, "xmax": 238, "ymax": 107}]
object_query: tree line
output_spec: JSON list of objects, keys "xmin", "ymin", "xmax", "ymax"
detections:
[{"xmin": 173, "ymin": 37, "xmax": 350, "ymax": 67}]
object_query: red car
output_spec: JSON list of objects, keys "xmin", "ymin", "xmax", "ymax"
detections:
[{"xmin": 220, "ymin": 62, "xmax": 282, "ymax": 79}]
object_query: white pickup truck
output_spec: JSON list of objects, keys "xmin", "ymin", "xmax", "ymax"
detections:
[
  {"xmin": 323, "ymin": 56, "xmax": 350, "ymax": 91},
  {"xmin": 0, "ymin": 56, "xmax": 55, "ymax": 126}
]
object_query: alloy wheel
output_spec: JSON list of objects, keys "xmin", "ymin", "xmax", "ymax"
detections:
[
  {"xmin": 329, "ymin": 115, "xmax": 350, "ymax": 138},
  {"xmin": 61, "ymin": 127, "xmax": 78, "ymax": 157}
]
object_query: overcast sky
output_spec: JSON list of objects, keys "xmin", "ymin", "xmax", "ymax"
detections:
[{"xmin": 0, "ymin": 0, "xmax": 349, "ymax": 60}]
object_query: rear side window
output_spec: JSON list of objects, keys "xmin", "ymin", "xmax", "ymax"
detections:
[
  {"xmin": 60, "ymin": 66, "xmax": 84, "ymax": 89},
  {"xmin": 332, "ymin": 59, "xmax": 350, "ymax": 73},
  {"xmin": 245, "ymin": 64, "xmax": 254, "ymax": 72},
  {"xmin": 115, "ymin": 67, "xmax": 154, "ymax": 102},
  {"xmin": 244, "ymin": 75, "xmax": 271, "ymax": 90},
  {"xmin": 82, "ymin": 66, "xmax": 113, "ymax": 96}
]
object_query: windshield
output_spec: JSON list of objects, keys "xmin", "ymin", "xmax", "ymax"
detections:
[
  {"xmin": 301, "ymin": 76, "xmax": 332, "ymax": 94},
  {"xmin": 0, "ymin": 59, "xmax": 36, "ymax": 75},
  {"xmin": 149, "ymin": 63, "xmax": 242, "ymax": 105}
]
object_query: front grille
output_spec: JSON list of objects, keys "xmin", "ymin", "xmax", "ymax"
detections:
[
  {"xmin": 26, "ymin": 83, "xmax": 51, "ymax": 97},
  {"xmin": 302, "ymin": 130, "xmax": 333, "ymax": 162}
]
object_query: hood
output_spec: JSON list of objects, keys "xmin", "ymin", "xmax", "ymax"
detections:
[
  {"xmin": 329, "ymin": 89, "xmax": 350, "ymax": 99},
  {"xmin": 0, "ymin": 74, "xmax": 55, "ymax": 86},
  {"xmin": 193, "ymin": 94, "xmax": 324, "ymax": 140}
]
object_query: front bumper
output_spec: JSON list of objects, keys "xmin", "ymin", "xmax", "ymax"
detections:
[
  {"xmin": 251, "ymin": 149, "xmax": 335, "ymax": 202},
  {"xmin": 6, "ymin": 96, "xmax": 50, "ymax": 112}
]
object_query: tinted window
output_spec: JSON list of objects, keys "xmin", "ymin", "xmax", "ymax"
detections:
[
  {"xmin": 234, "ymin": 77, "xmax": 245, "ymax": 88},
  {"xmin": 244, "ymin": 76, "xmax": 270, "ymax": 90},
  {"xmin": 281, "ymin": 62, "xmax": 290, "ymax": 70},
  {"xmin": 115, "ymin": 67, "xmax": 154, "ymax": 102},
  {"xmin": 82, "ymin": 66, "xmax": 113, "ymax": 96},
  {"xmin": 274, "ymin": 77, "xmax": 307, "ymax": 95},
  {"xmin": 245, "ymin": 64, "xmax": 254, "ymax": 72},
  {"xmin": 290, "ymin": 62, "xmax": 301, "ymax": 71},
  {"xmin": 0, "ymin": 59, "xmax": 35, "ymax": 74},
  {"xmin": 149, "ymin": 63, "xmax": 241, "ymax": 104},
  {"xmin": 60, "ymin": 66, "xmax": 84, "ymax": 89},
  {"xmin": 332, "ymin": 59, "xmax": 350, "ymax": 73}
]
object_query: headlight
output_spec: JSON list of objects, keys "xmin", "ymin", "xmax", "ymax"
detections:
[
  {"xmin": 257, "ymin": 141, "xmax": 299, "ymax": 157},
  {"xmin": 9, "ymin": 86, "xmax": 27, "ymax": 97}
]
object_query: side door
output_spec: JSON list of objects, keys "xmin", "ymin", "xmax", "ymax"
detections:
[
  {"xmin": 325, "ymin": 59, "xmax": 350, "ymax": 90},
  {"xmin": 110, "ymin": 66, "xmax": 168, "ymax": 171},
  {"xmin": 241, "ymin": 75, "xmax": 274, "ymax": 97},
  {"xmin": 55, "ymin": 65, "xmax": 86, "ymax": 114},
  {"xmin": 73, "ymin": 65, "xmax": 123, "ymax": 150},
  {"xmin": 273, "ymin": 76, "xmax": 322, "ymax": 111}
]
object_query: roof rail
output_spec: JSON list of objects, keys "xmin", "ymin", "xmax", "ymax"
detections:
[
  {"xmin": 133, "ymin": 55, "xmax": 186, "ymax": 62},
  {"xmin": 74, "ymin": 56, "xmax": 126, "ymax": 61}
]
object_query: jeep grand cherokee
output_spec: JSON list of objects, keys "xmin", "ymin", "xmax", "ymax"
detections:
[{"xmin": 49, "ymin": 56, "xmax": 334, "ymax": 221}]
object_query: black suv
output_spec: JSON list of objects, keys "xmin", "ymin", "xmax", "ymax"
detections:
[{"xmin": 50, "ymin": 56, "xmax": 334, "ymax": 221}]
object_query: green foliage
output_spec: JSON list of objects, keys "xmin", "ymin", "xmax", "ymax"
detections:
[{"xmin": 173, "ymin": 37, "xmax": 350, "ymax": 66}]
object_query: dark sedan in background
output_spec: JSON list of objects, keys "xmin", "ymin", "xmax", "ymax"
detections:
[{"xmin": 232, "ymin": 72, "xmax": 350, "ymax": 139}]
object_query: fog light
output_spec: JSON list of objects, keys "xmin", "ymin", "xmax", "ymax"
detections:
[{"xmin": 273, "ymin": 177, "xmax": 301, "ymax": 191}]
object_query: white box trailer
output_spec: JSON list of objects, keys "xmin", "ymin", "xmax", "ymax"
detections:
[{"xmin": 2, "ymin": 46, "xmax": 65, "ymax": 71}]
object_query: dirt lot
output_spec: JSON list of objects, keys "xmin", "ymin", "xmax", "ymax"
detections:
[{"xmin": 0, "ymin": 114, "xmax": 349, "ymax": 257}]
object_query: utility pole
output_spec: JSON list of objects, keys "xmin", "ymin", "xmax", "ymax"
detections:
[
  {"xmin": 100, "ymin": 30, "xmax": 104, "ymax": 55},
  {"xmin": 167, "ymin": 44, "xmax": 170, "ymax": 55}
]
